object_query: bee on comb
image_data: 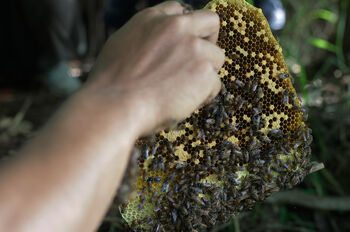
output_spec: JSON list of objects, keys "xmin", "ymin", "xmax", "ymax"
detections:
[{"xmin": 120, "ymin": 0, "xmax": 322, "ymax": 230}]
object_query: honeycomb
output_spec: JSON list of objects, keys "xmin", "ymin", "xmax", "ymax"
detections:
[{"xmin": 120, "ymin": 0, "xmax": 314, "ymax": 231}]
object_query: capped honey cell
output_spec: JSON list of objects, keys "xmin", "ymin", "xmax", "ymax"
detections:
[{"xmin": 120, "ymin": 0, "xmax": 314, "ymax": 231}]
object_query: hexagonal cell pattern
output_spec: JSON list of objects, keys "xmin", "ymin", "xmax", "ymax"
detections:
[{"xmin": 121, "ymin": 0, "xmax": 313, "ymax": 231}]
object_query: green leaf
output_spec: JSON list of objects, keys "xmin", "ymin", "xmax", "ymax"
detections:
[
  {"xmin": 310, "ymin": 172, "xmax": 327, "ymax": 196},
  {"xmin": 311, "ymin": 9, "xmax": 338, "ymax": 23},
  {"xmin": 229, "ymin": 218, "xmax": 235, "ymax": 232},
  {"xmin": 308, "ymin": 37, "xmax": 337, "ymax": 53},
  {"xmin": 290, "ymin": 213, "xmax": 317, "ymax": 230},
  {"xmin": 279, "ymin": 205, "xmax": 288, "ymax": 224},
  {"xmin": 245, "ymin": 0, "xmax": 254, "ymax": 6}
]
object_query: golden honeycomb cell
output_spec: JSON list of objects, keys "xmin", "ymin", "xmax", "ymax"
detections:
[{"xmin": 120, "ymin": 0, "xmax": 315, "ymax": 231}]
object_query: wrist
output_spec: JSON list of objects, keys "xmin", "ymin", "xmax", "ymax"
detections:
[{"xmin": 75, "ymin": 84, "xmax": 156, "ymax": 139}]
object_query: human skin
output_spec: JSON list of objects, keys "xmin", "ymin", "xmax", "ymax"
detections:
[{"xmin": 0, "ymin": 1, "xmax": 224, "ymax": 232}]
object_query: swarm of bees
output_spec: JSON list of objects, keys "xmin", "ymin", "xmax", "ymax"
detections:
[{"xmin": 119, "ymin": 0, "xmax": 322, "ymax": 231}]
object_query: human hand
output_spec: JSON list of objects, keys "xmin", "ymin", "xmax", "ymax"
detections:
[{"xmin": 84, "ymin": 1, "xmax": 225, "ymax": 135}]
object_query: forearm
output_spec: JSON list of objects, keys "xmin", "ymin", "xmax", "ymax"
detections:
[
  {"xmin": 0, "ymin": 90, "xmax": 143, "ymax": 232},
  {"xmin": 0, "ymin": 2, "xmax": 224, "ymax": 231}
]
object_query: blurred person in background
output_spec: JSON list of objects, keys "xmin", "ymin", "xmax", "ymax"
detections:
[
  {"xmin": 0, "ymin": 0, "xmax": 86, "ymax": 95},
  {"xmin": 0, "ymin": 0, "xmax": 284, "ymax": 95}
]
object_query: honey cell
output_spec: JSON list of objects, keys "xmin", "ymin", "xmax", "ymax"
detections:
[{"xmin": 120, "ymin": 0, "xmax": 313, "ymax": 231}]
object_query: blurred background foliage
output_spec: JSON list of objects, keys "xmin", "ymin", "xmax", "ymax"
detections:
[
  {"xmin": 216, "ymin": 0, "xmax": 350, "ymax": 231},
  {"xmin": 0, "ymin": 0, "xmax": 350, "ymax": 231}
]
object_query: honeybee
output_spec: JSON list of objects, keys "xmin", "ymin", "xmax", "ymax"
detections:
[
  {"xmin": 278, "ymin": 73, "xmax": 290, "ymax": 79},
  {"xmin": 282, "ymin": 90, "xmax": 289, "ymax": 105}
]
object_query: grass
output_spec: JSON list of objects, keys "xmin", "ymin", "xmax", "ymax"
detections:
[{"xmin": 308, "ymin": 37, "xmax": 337, "ymax": 53}]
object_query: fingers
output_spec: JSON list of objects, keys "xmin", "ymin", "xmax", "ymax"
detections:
[
  {"xmin": 198, "ymin": 39, "xmax": 225, "ymax": 72},
  {"xmin": 206, "ymin": 78, "xmax": 222, "ymax": 104},
  {"xmin": 152, "ymin": 3, "xmax": 220, "ymax": 44},
  {"xmin": 195, "ymin": 67, "xmax": 222, "ymax": 109},
  {"xmin": 184, "ymin": 9, "xmax": 221, "ymax": 43},
  {"xmin": 154, "ymin": 1, "xmax": 185, "ymax": 15}
]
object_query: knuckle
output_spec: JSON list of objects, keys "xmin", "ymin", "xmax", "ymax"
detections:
[
  {"xmin": 142, "ymin": 7, "xmax": 160, "ymax": 18},
  {"xmin": 204, "ymin": 9, "xmax": 220, "ymax": 24},
  {"xmin": 167, "ymin": 16, "xmax": 187, "ymax": 31},
  {"xmin": 188, "ymin": 37, "xmax": 201, "ymax": 54},
  {"xmin": 165, "ymin": 1, "xmax": 182, "ymax": 9},
  {"xmin": 212, "ymin": 12, "xmax": 221, "ymax": 25},
  {"xmin": 196, "ymin": 60, "xmax": 214, "ymax": 74}
]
